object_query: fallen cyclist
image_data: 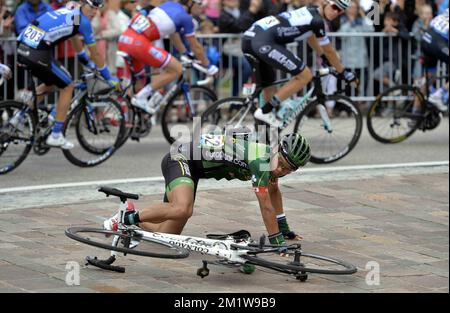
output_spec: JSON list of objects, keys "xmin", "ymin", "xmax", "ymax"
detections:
[{"xmin": 103, "ymin": 130, "xmax": 311, "ymax": 246}]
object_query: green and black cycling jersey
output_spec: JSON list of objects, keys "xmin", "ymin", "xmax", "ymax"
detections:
[{"xmin": 161, "ymin": 132, "xmax": 276, "ymax": 201}]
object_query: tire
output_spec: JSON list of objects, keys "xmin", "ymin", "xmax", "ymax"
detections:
[
  {"xmin": 0, "ymin": 101, "xmax": 36, "ymax": 175},
  {"xmin": 161, "ymin": 85, "xmax": 217, "ymax": 144},
  {"xmin": 367, "ymin": 85, "xmax": 423, "ymax": 144},
  {"xmin": 65, "ymin": 227, "xmax": 190, "ymax": 259},
  {"xmin": 201, "ymin": 97, "xmax": 255, "ymax": 134},
  {"xmin": 62, "ymin": 97, "xmax": 125, "ymax": 167},
  {"xmin": 115, "ymin": 97, "xmax": 136, "ymax": 149},
  {"xmin": 293, "ymin": 95, "xmax": 363, "ymax": 164},
  {"xmin": 242, "ymin": 246, "xmax": 357, "ymax": 275}
]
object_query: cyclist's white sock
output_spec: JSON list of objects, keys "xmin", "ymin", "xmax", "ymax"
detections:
[{"xmin": 136, "ymin": 84, "xmax": 153, "ymax": 100}]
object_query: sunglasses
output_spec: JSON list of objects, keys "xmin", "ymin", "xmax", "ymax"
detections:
[
  {"xmin": 329, "ymin": 3, "xmax": 344, "ymax": 14},
  {"xmin": 278, "ymin": 153, "xmax": 297, "ymax": 173}
]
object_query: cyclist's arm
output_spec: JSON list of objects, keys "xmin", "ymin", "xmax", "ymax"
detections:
[
  {"xmin": 254, "ymin": 190, "xmax": 280, "ymax": 236},
  {"xmin": 307, "ymin": 35, "xmax": 324, "ymax": 57},
  {"xmin": 268, "ymin": 178, "xmax": 283, "ymax": 213},
  {"xmin": 170, "ymin": 33, "xmax": 188, "ymax": 54},
  {"xmin": 70, "ymin": 36, "xmax": 105, "ymax": 68},
  {"xmin": 321, "ymin": 42, "xmax": 344, "ymax": 73},
  {"xmin": 185, "ymin": 35, "xmax": 209, "ymax": 67}
]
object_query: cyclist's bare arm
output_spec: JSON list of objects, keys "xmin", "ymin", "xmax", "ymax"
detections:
[
  {"xmin": 70, "ymin": 36, "xmax": 106, "ymax": 68},
  {"xmin": 255, "ymin": 191, "xmax": 280, "ymax": 235},
  {"xmin": 321, "ymin": 43, "xmax": 344, "ymax": 73},
  {"xmin": 268, "ymin": 178, "xmax": 284, "ymax": 216},
  {"xmin": 307, "ymin": 35, "xmax": 324, "ymax": 57},
  {"xmin": 308, "ymin": 35, "xmax": 345, "ymax": 74},
  {"xmin": 170, "ymin": 33, "xmax": 188, "ymax": 54},
  {"xmin": 185, "ymin": 35, "xmax": 209, "ymax": 67}
]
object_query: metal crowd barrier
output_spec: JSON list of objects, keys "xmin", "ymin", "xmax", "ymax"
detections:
[{"xmin": 1, "ymin": 32, "xmax": 447, "ymax": 104}]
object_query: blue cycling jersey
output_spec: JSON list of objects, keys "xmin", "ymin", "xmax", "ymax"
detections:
[
  {"xmin": 430, "ymin": 8, "xmax": 449, "ymax": 41},
  {"xmin": 140, "ymin": 1, "xmax": 195, "ymax": 38},
  {"xmin": 18, "ymin": 7, "xmax": 96, "ymax": 50}
]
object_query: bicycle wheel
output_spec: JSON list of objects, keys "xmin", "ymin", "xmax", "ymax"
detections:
[
  {"xmin": 62, "ymin": 97, "xmax": 125, "ymax": 167},
  {"xmin": 115, "ymin": 97, "xmax": 136, "ymax": 149},
  {"xmin": 0, "ymin": 101, "xmax": 35, "ymax": 175},
  {"xmin": 65, "ymin": 227, "xmax": 189, "ymax": 259},
  {"xmin": 201, "ymin": 97, "xmax": 256, "ymax": 134},
  {"xmin": 242, "ymin": 246, "xmax": 357, "ymax": 275},
  {"xmin": 293, "ymin": 95, "xmax": 363, "ymax": 164},
  {"xmin": 161, "ymin": 85, "xmax": 217, "ymax": 144},
  {"xmin": 367, "ymin": 85, "xmax": 423, "ymax": 144}
]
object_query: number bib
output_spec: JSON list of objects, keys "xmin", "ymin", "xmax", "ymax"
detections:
[
  {"xmin": 22, "ymin": 25, "xmax": 45, "ymax": 49},
  {"xmin": 255, "ymin": 16, "xmax": 280, "ymax": 30},
  {"xmin": 131, "ymin": 14, "xmax": 151, "ymax": 34}
]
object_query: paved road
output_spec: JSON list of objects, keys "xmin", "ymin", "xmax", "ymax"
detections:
[
  {"xmin": 0, "ymin": 167, "xmax": 447, "ymax": 293},
  {"xmin": 0, "ymin": 117, "xmax": 448, "ymax": 189}
]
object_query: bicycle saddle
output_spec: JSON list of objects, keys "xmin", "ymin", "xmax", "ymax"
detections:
[
  {"xmin": 206, "ymin": 230, "xmax": 251, "ymax": 240},
  {"xmin": 98, "ymin": 186, "xmax": 139, "ymax": 201}
]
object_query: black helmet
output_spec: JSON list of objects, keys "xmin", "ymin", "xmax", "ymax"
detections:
[
  {"xmin": 84, "ymin": 0, "xmax": 104, "ymax": 8},
  {"xmin": 279, "ymin": 133, "xmax": 311, "ymax": 170}
]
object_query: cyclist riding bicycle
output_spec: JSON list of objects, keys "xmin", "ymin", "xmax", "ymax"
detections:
[
  {"xmin": 414, "ymin": 8, "xmax": 449, "ymax": 114},
  {"xmin": 242, "ymin": 0, "xmax": 358, "ymax": 128},
  {"xmin": 117, "ymin": 0, "xmax": 219, "ymax": 114},
  {"xmin": 16, "ymin": 0, "xmax": 118, "ymax": 149},
  {"xmin": 104, "ymin": 131, "xmax": 311, "ymax": 246}
]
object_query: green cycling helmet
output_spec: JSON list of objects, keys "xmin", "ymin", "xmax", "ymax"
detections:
[{"xmin": 279, "ymin": 133, "xmax": 311, "ymax": 169}]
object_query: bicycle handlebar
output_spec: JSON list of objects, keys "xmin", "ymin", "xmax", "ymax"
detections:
[{"xmin": 180, "ymin": 55, "xmax": 210, "ymax": 75}]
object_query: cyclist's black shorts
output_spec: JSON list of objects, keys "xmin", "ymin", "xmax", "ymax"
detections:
[
  {"xmin": 17, "ymin": 43, "xmax": 73, "ymax": 88},
  {"xmin": 421, "ymin": 28, "xmax": 449, "ymax": 69},
  {"xmin": 161, "ymin": 152, "xmax": 200, "ymax": 203},
  {"xmin": 242, "ymin": 26, "xmax": 306, "ymax": 86}
]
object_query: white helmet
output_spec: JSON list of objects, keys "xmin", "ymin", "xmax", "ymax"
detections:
[{"xmin": 333, "ymin": 0, "xmax": 352, "ymax": 10}]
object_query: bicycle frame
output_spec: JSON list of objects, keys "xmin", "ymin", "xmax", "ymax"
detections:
[
  {"xmin": 224, "ymin": 68, "xmax": 333, "ymax": 129},
  {"xmin": 110, "ymin": 200, "xmax": 252, "ymax": 264}
]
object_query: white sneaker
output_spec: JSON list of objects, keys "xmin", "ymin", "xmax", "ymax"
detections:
[
  {"xmin": 103, "ymin": 212, "xmax": 120, "ymax": 232},
  {"xmin": 131, "ymin": 92, "xmax": 163, "ymax": 114},
  {"xmin": 429, "ymin": 89, "xmax": 448, "ymax": 112},
  {"xmin": 46, "ymin": 133, "xmax": 74, "ymax": 150},
  {"xmin": 254, "ymin": 108, "xmax": 283, "ymax": 128}
]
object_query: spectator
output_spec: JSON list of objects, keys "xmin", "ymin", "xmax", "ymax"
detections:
[
  {"xmin": 372, "ymin": 11, "xmax": 412, "ymax": 91},
  {"xmin": 203, "ymin": 0, "xmax": 221, "ymax": 26},
  {"xmin": 219, "ymin": 0, "xmax": 263, "ymax": 96},
  {"xmin": 239, "ymin": 0, "xmax": 279, "ymax": 18},
  {"xmin": 92, "ymin": 0, "xmax": 123, "ymax": 75},
  {"xmin": 116, "ymin": 0, "xmax": 138, "ymax": 78},
  {"xmin": 0, "ymin": 0, "xmax": 14, "ymax": 99},
  {"xmin": 14, "ymin": 0, "xmax": 53, "ymax": 36},
  {"xmin": 338, "ymin": 0, "xmax": 374, "ymax": 96},
  {"xmin": 412, "ymin": 3, "xmax": 433, "ymax": 79},
  {"xmin": 121, "ymin": 0, "xmax": 139, "ymax": 18}
]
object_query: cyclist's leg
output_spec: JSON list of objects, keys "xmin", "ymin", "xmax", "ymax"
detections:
[
  {"xmin": 120, "ymin": 33, "xmax": 182, "ymax": 99},
  {"xmin": 253, "ymin": 42, "xmax": 312, "ymax": 113},
  {"xmin": 18, "ymin": 45, "xmax": 74, "ymax": 147},
  {"xmin": 135, "ymin": 153, "xmax": 197, "ymax": 235}
]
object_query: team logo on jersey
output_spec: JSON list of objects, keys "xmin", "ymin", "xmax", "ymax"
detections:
[
  {"xmin": 268, "ymin": 49, "xmax": 297, "ymax": 71},
  {"xmin": 149, "ymin": 47, "xmax": 164, "ymax": 61},
  {"xmin": 259, "ymin": 45, "xmax": 272, "ymax": 54}
]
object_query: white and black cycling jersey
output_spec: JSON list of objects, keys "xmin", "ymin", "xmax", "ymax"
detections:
[{"xmin": 245, "ymin": 6, "xmax": 330, "ymax": 46}]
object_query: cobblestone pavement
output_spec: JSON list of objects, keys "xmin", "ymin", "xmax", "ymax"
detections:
[{"xmin": 0, "ymin": 170, "xmax": 448, "ymax": 293}]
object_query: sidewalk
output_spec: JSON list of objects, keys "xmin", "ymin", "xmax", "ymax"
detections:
[{"xmin": 0, "ymin": 170, "xmax": 448, "ymax": 293}]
